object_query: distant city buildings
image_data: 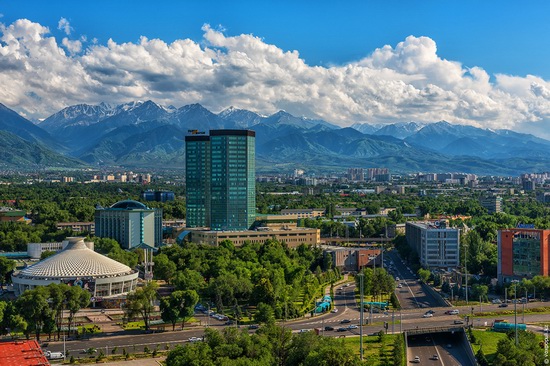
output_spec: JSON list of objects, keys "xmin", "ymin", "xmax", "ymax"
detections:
[
  {"xmin": 497, "ymin": 228, "xmax": 550, "ymax": 283},
  {"xmin": 94, "ymin": 200, "xmax": 162, "ymax": 249},
  {"xmin": 324, "ymin": 247, "xmax": 382, "ymax": 272},
  {"xmin": 479, "ymin": 195, "xmax": 503, "ymax": 214},
  {"xmin": 56, "ymin": 221, "xmax": 95, "ymax": 234},
  {"xmin": 141, "ymin": 190, "xmax": 175, "ymax": 202},
  {"xmin": 405, "ymin": 221, "xmax": 460, "ymax": 268},
  {"xmin": 185, "ymin": 130, "xmax": 256, "ymax": 231},
  {"xmin": 280, "ymin": 208, "xmax": 325, "ymax": 218},
  {"xmin": 347, "ymin": 168, "xmax": 365, "ymax": 181},
  {"xmin": 0, "ymin": 207, "xmax": 27, "ymax": 223}
]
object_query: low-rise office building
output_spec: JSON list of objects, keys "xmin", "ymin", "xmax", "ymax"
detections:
[
  {"xmin": 497, "ymin": 228, "xmax": 550, "ymax": 283},
  {"xmin": 324, "ymin": 247, "xmax": 381, "ymax": 272},
  {"xmin": 188, "ymin": 227, "xmax": 320, "ymax": 247},
  {"xmin": 405, "ymin": 221, "xmax": 460, "ymax": 268}
]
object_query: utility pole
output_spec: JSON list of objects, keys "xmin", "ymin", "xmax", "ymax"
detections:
[
  {"xmin": 359, "ymin": 273, "xmax": 364, "ymax": 361},
  {"xmin": 465, "ymin": 243, "xmax": 468, "ymax": 304},
  {"xmin": 523, "ymin": 289, "xmax": 527, "ymax": 323},
  {"xmin": 512, "ymin": 280, "xmax": 519, "ymax": 346},
  {"xmin": 392, "ymin": 310, "xmax": 395, "ymax": 334}
]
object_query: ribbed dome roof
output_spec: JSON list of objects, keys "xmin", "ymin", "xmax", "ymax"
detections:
[
  {"xmin": 110, "ymin": 200, "xmax": 148, "ymax": 209},
  {"xmin": 17, "ymin": 237, "xmax": 134, "ymax": 279}
]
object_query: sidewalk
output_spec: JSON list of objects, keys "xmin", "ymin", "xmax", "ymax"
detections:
[{"xmin": 98, "ymin": 357, "xmax": 165, "ymax": 366}]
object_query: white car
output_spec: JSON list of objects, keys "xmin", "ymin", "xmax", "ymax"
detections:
[
  {"xmin": 331, "ymin": 308, "xmax": 339, "ymax": 313},
  {"xmin": 422, "ymin": 313, "xmax": 433, "ymax": 318},
  {"xmin": 188, "ymin": 337, "xmax": 203, "ymax": 342},
  {"xmin": 412, "ymin": 356, "xmax": 421, "ymax": 363}
]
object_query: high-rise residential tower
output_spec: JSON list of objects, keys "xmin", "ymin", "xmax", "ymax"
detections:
[{"xmin": 185, "ymin": 130, "xmax": 256, "ymax": 231}]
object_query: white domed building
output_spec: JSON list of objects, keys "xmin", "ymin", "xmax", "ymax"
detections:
[{"xmin": 12, "ymin": 237, "xmax": 139, "ymax": 302}]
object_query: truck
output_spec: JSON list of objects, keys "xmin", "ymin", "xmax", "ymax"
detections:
[{"xmin": 45, "ymin": 351, "xmax": 65, "ymax": 360}]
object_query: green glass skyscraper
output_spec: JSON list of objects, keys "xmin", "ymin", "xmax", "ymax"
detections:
[{"xmin": 185, "ymin": 130, "xmax": 255, "ymax": 231}]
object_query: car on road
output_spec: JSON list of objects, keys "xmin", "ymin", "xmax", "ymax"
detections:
[
  {"xmin": 396, "ymin": 277, "xmax": 400, "ymax": 281},
  {"xmin": 188, "ymin": 337, "xmax": 203, "ymax": 342},
  {"xmin": 298, "ymin": 329, "xmax": 310, "ymax": 333},
  {"xmin": 422, "ymin": 313, "xmax": 433, "ymax": 318},
  {"xmin": 347, "ymin": 325, "xmax": 358, "ymax": 329},
  {"xmin": 499, "ymin": 303, "xmax": 509, "ymax": 308},
  {"xmin": 324, "ymin": 326, "xmax": 334, "ymax": 331},
  {"xmin": 412, "ymin": 356, "xmax": 421, "ymax": 363},
  {"xmin": 337, "ymin": 327, "xmax": 348, "ymax": 332},
  {"xmin": 454, "ymin": 320, "xmax": 464, "ymax": 324},
  {"xmin": 445, "ymin": 309, "xmax": 459, "ymax": 315},
  {"xmin": 425, "ymin": 310, "xmax": 435, "ymax": 314},
  {"xmin": 45, "ymin": 351, "xmax": 64, "ymax": 360},
  {"xmin": 340, "ymin": 319, "xmax": 351, "ymax": 324},
  {"xmin": 431, "ymin": 354, "xmax": 439, "ymax": 360},
  {"xmin": 331, "ymin": 308, "xmax": 338, "ymax": 313},
  {"xmin": 248, "ymin": 324, "xmax": 259, "ymax": 329}
]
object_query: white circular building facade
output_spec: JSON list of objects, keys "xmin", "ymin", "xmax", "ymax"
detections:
[{"xmin": 12, "ymin": 237, "xmax": 138, "ymax": 301}]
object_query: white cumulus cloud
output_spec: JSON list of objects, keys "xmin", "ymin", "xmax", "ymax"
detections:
[
  {"xmin": 0, "ymin": 19, "xmax": 549, "ymax": 136},
  {"xmin": 57, "ymin": 17, "xmax": 72, "ymax": 35}
]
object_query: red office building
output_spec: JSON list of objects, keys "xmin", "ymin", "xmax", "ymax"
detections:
[{"xmin": 497, "ymin": 228, "xmax": 550, "ymax": 283}]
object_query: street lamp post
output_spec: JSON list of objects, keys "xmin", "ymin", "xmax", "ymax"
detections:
[
  {"xmin": 512, "ymin": 280, "xmax": 519, "ymax": 346},
  {"xmin": 465, "ymin": 243, "xmax": 468, "ymax": 304},
  {"xmin": 359, "ymin": 273, "xmax": 364, "ymax": 361}
]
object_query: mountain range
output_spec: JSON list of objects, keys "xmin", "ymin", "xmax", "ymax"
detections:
[{"xmin": 1, "ymin": 101, "xmax": 549, "ymax": 175}]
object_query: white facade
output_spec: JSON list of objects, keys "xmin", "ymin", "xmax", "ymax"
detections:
[
  {"xmin": 13, "ymin": 237, "xmax": 138, "ymax": 299},
  {"xmin": 405, "ymin": 222, "xmax": 460, "ymax": 268}
]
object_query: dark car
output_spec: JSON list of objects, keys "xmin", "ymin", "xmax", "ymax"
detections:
[
  {"xmin": 336, "ymin": 327, "xmax": 348, "ymax": 332},
  {"xmin": 324, "ymin": 326, "xmax": 334, "ymax": 331},
  {"xmin": 454, "ymin": 320, "xmax": 464, "ymax": 324},
  {"xmin": 248, "ymin": 324, "xmax": 259, "ymax": 329},
  {"xmin": 340, "ymin": 319, "xmax": 351, "ymax": 324},
  {"xmin": 499, "ymin": 303, "xmax": 509, "ymax": 308}
]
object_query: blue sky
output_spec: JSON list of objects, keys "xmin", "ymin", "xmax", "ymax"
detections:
[
  {"xmin": 2, "ymin": 0, "xmax": 549, "ymax": 78},
  {"xmin": 1, "ymin": 0, "xmax": 550, "ymax": 137}
]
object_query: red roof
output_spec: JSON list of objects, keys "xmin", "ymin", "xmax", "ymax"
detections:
[{"xmin": 0, "ymin": 340, "xmax": 49, "ymax": 366}]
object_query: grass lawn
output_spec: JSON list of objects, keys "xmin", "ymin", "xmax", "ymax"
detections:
[
  {"xmin": 344, "ymin": 334, "xmax": 400, "ymax": 365},
  {"xmin": 470, "ymin": 329, "xmax": 507, "ymax": 363}
]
